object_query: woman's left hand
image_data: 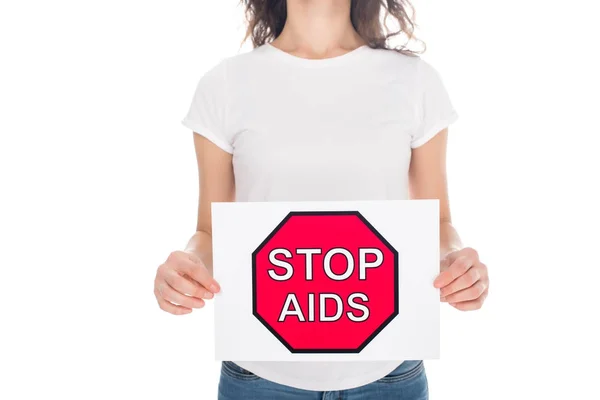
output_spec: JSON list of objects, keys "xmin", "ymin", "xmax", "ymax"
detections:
[{"xmin": 433, "ymin": 247, "xmax": 489, "ymax": 311}]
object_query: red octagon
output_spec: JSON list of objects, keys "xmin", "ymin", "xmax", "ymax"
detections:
[{"xmin": 252, "ymin": 211, "xmax": 398, "ymax": 353}]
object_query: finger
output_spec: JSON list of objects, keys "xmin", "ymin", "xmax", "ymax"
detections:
[
  {"xmin": 158, "ymin": 283, "xmax": 205, "ymax": 309},
  {"xmin": 434, "ymin": 256, "xmax": 474, "ymax": 288},
  {"xmin": 155, "ymin": 290, "xmax": 193, "ymax": 315},
  {"xmin": 164, "ymin": 269, "xmax": 214, "ymax": 300},
  {"xmin": 450, "ymin": 288, "xmax": 488, "ymax": 311},
  {"xmin": 175, "ymin": 254, "xmax": 221, "ymax": 293},
  {"xmin": 444, "ymin": 279, "xmax": 487, "ymax": 303},
  {"xmin": 450, "ymin": 299, "xmax": 482, "ymax": 311},
  {"xmin": 440, "ymin": 266, "xmax": 482, "ymax": 297}
]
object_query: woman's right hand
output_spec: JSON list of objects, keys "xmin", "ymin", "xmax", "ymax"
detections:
[{"xmin": 154, "ymin": 250, "xmax": 221, "ymax": 315}]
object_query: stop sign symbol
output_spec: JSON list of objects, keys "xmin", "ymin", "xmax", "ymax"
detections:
[{"xmin": 252, "ymin": 211, "xmax": 399, "ymax": 353}]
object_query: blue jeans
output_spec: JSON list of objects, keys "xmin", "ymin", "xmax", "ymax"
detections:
[{"xmin": 218, "ymin": 360, "xmax": 428, "ymax": 399}]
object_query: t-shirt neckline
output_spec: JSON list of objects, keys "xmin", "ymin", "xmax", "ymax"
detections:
[{"xmin": 263, "ymin": 42, "xmax": 370, "ymax": 67}]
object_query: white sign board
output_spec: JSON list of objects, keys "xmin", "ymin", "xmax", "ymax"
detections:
[{"xmin": 211, "ymin": 200, "xmax": 440, "ymax": 361}]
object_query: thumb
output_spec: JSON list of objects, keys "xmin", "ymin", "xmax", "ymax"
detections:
[
  {"xmin": 437, "ymin": 259, "xmax": 451, "ymax": 277},
  {"xmin": 440, "ymin": 256, "xmax": 451, "ymax": 271}
]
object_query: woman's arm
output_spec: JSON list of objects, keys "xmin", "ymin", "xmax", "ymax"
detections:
[
  {"xmin": 408, "ymin": 128, "xmax": 462, "ymax": 258},
  {"xmin": 409, "ymin": 128, "xmax": 489, "ymax": 311},
  {"xmin": 183, "ymin": 133, "xmax": 235, "ymax": 274},
  {"xmin": 153, "ymin": 134, "xmax": 234, "ymax": 314}
]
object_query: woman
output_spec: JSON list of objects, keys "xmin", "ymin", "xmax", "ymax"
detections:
[{"xmin": 154, "ymin": 0, "xmax": 490, "ymax": 398}]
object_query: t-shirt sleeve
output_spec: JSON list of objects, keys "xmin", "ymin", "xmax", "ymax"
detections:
[
  {"xmin": 181, "ymin": 58, "xmax": 233, "ymax": 154},
  {"xmin": 410, "ymin": 58, "xmax": 459, "ymax": 148}
]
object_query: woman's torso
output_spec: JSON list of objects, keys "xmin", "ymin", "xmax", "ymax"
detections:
[{"xmin": 227, "ymin": 45, "xmax": 419, "ymax": 391}]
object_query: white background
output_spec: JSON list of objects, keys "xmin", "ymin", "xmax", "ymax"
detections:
[{"xmin": 0, "ymin": 0, "xmax": 599, "ymax": 399}]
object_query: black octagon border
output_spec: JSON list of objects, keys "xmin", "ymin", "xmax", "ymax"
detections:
[{"xmin": 252, "ymin": 210, "xmax": 399, "ymax": 354}]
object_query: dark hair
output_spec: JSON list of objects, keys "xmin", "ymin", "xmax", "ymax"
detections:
[{"xmin": 240, "ymin": 0, "xmax": 425, "ymax": 56}]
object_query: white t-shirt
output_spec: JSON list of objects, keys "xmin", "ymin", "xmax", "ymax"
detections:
[{"xmin": 181, "ymin": 43, "xmax": 458, "ymax": 391}]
